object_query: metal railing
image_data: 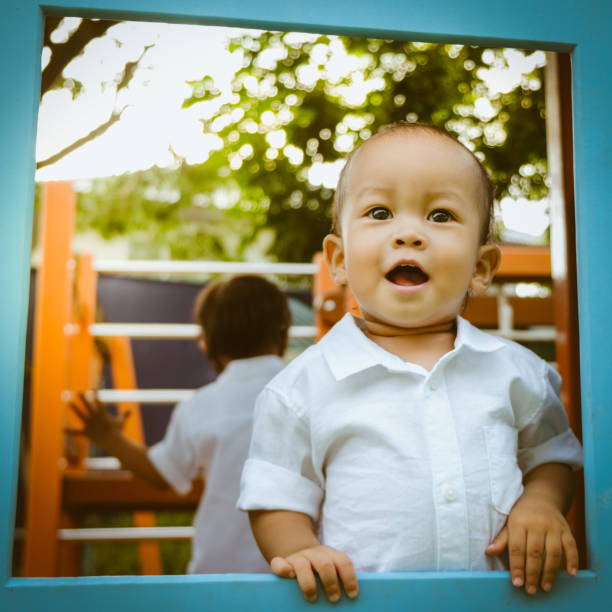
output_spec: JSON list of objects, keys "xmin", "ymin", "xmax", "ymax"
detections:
[
  {"xmin": 58, "ymin": 526, "xmax": 194, "ymax": 541},
  {"xmin": 93, "ymin": 259, "xmax": 317, "ymax": 276},
  {"xmin": 87, "ymin": 323, "xmax": 317, "ymax": 339}
]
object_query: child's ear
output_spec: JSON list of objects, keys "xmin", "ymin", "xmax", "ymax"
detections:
[
  {"xmin": 323, "ymin": 233, "xmax": 347, "ymax": 286},
  {"xmin": 470, "ymin": 244, "xmax": 501, "ymax": 293}
]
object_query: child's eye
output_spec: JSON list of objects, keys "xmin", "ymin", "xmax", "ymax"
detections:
[
  {"xmin": 367, "ymin": 206, "xmax": 392, "ymax": 220},
  {"xmin": 428, "ymin": 209, "xmax": 453, "ymax": 223}
]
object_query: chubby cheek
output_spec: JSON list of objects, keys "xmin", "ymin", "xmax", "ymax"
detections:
[
  {"xmin": 346, "ymin": 250, "xmax": 382, "ymax": 287},
  {"xmin": 343, "ymin": 235, "xmax": 373, "ymax": 267},
  {"xmin": 437, "ymin": 232, "xmax": 481, "ymax": 268}
]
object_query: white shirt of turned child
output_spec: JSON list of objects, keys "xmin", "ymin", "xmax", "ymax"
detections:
[
  {"xmin": 149, "ymin": 354, "xmax": 284, "ymax": 574},
  {"xmin": 237, "ymin": 314, "xmax": 583, "ymax": 573}
]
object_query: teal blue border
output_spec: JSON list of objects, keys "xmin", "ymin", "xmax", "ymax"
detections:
[{"xmin": 2, "ymin": 2, "xmax": 610, "ymax": 609}]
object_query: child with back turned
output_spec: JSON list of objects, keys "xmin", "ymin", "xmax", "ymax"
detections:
[
  {"xmin": 70, "ymin": 275, "xmax": 291, "ymax": 574},
  {"xmin": 238, "ymin": 123, "xmax": 583, "ymax": 601}
]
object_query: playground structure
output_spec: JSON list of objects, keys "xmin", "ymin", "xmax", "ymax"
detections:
[
  {"xmin": 3, "ymin": 2, "xmax": 611, "ymax": 610},
  {"xmin": 21, "ymin": 181, "xmax": 319, "ymax": 576},
  {"xmin": 20, "ymin": 123, "xmax": 583, "ymax": 575}
]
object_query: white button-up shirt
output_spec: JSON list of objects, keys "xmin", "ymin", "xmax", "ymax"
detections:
[
  {"xmin": 238, "ymin": 314, "xmax": 583, "ymax": 572},
  {"xmin": 149, "ymin": 355, "xmax": 284, "ymax": 574}
]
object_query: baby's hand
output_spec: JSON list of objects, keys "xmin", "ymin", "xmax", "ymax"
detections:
[
  {"xmin": 270, "ymin": 545, "xmax": 359, "ymax": 603},
  {"xmin": 486, "ymin": 492, "xmax": 578, "ymax": 594},
  {"xmin": 67, "ymin": 391, "xmax": 129, "ymax": 448}
]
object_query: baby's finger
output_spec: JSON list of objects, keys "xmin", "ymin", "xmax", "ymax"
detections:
[
  {"xmin": 309, "ymin": 551, "xmax": 342, "ymax": 602},
  {"xmin": 64, "ymin": 427, "xmax": 86, "ymax": 436},
  {"xmin": 80, "ymin": 390, "xmax": 104, "ymax": 412},
  {"xmin": 562, "ymin": 530, "xmax": 579, "ymax": 576},
  {"xmin": 69, "ymin": 401, "xmax": 89, "ymax": 422},
  {"xmin": 508, "ymin": 525, "xmax": 527, "ymax": 589},
  {"xmin": 291, "ymin": 555, "xmax": 319, "ymax": 602},
  {"xmin": 486, "ymin": 525, "xmax": 508, "ymax": 556},
  {"xmin": 333, "ymin": 551, "xmax": 359, "ymax": 599},
  {"xmin": 270, "ymin": 556, "xmax": 295, "ymax": 578},
  {"xmin": 524, "ymin": 530, "xmax": 546, "ymax": 595},
  {"xmin": 541, "ymin": 532, "xmax": 563, "ymax": 592},
  {"xmin": 78, "ymin": 391, "xmax": 94, "ymax": 406}
]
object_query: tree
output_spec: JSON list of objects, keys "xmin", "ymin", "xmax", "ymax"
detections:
[
  {"xmin": 78, "ymin": 31, "xmax": 548, "ymax": 263},
  {"xmin": 76, "ymin": 163, "xmax": 269, "ymax": 262},
  {"xmin": 37, "ymin": 17, "xmax": 150, "ymax": 170}
]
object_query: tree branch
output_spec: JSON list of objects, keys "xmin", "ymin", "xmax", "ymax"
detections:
[
  {"xmin": 43, "ymin": 16, "xmax": 63, "ymax": 48},
  {"xmin": 41, "ymin": 18, "xmax": 120, "ymax": 98},
  {"xmin": 38, "ymin": 27, "xmax": 153, "ymax": 171},
  {"xmin": 36, "ymin": 106, "xmax": 128, "ymax": 170}
]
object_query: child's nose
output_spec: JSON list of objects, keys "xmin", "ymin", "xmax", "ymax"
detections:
[
  {"xmin": 393, "ymin": 225, "xmax": 426, "ymax": 248},
  {"xmin": 395, "ymin": 236, "xmax": 423, "ymax": 247}
]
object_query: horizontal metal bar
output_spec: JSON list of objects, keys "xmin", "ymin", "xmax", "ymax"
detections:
[
  {"xmin": 93, "ymin": 389, "xmax": 195, "ymax": 404},
  {"xmin": 58, "ymin": 526, "xmax": 194, "ymax": 541},
  {"xmin": 290, "ymin": 325, "xmax": 317, "ymax": 339},
  {"xmin": 88, "ymin": 322, "xmax": 551, "ymax": 342},
  {"xmin": 84, "ymin": 457, "xmax": 122, "ymax": 470},
  {"xmin": 90, "ymin": 323, "xmax": 201, "ymax": 338},
  {"xmin": 88, "ymin": 323, "xmax": 317, "ymax": 339},
  {"xmin": 93, "ymin": 260, "xmax": 317, "ymax": 275},
  {"xmin": 485, "ymin": 328, "xmax": 556, "ymax": 342}
]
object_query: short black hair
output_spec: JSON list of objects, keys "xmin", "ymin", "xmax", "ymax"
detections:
[
  {"xmin": 332, "ymin": 121, "xmax": 496, "ymax": 243},
  {"xmin": 194, "ymin": 275, "xmax": 291, "ymax": 372}
]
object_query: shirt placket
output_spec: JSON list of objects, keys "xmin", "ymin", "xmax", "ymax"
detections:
[{"xmin": 422, "ymin": 370, "xmax": 468, "ymax": 569}]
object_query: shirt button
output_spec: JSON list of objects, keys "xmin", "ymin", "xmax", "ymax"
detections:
[
  {"xmin": 443, "ymin": 485, "xmax": 456, "ymax": 502},
  {"xmin": 429, "ymin": 379, "xmax": 439, "ymax": 391}
]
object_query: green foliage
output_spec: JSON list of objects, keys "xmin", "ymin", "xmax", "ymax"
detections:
[
  {"xmin": 79, "ymin": 32, "xmax": 547, "ymax": 262},
  {"xmin": 61, "ymin": 77, "xmax": 84, "ymax": 100},
  {"xmin": 79, "ymin": 511, "xmax": 192, "ymax": 575},
  {"xmin": 80, "ymin": 512, "xmax": 140, "ymax": 575},
  {"xmin": 77, "ymin": 163, "xmax": 266, "ymax": 261},
  {"xmin": 182, "ymin": 75, "xmax": 222, "ymax": 108}
]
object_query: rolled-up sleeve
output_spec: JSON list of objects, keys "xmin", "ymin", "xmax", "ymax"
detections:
[
  {"xmin": 149, "ymin": 403, "xmax": 198, "ymax": 495},
  {"xmin": 517, "ymin": 362, "xmax": 583, "ymax": 474},
  {"xmin": 237, "ymin": 386, "xmax": 324, "ymax": 521}
]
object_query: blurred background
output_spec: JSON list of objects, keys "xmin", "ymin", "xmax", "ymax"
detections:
[{"xmin": 34, "ymin": 17, "xmax": 552, "ymax": 264}]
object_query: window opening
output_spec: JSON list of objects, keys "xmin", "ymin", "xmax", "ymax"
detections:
[{"xmin": 15, "ymin": 15, "xmax": 583, "ymax": 578}]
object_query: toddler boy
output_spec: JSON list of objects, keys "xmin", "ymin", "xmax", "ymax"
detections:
[
  {"xmin": 70, "ymin": 275, "xmax": 291, "ymax": 573},
  {"xmin": 237, "ymin": 123, "xmax": 583, "ymax": 601}
]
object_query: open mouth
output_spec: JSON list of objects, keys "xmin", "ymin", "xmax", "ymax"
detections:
[{"xmin": 385, "ymin": 263, "xmax": 429, "ymax": 286}]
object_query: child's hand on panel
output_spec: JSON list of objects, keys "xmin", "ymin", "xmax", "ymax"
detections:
[
  {"xmin": 270, "ymin": 545, "xmax": 359, "ymax": 603},
  {"xmin": 486, "ymin": 490, "xmax": 578, "ymax": 594},
  {"xmin": 67, "ymin": 391, "xmax": 129, "ymax": 449}
]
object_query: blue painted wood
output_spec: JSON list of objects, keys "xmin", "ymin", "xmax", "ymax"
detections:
[
  {"xmin": 1, "ymin": 573, "xmax": 601, "ymax": 610},
  {"xmin": 2, "ymin": 1, "xmax": 611, "ymax": 610},
  {"xmin": 0, "ymin": 0, "xmax": 43, "ymax": 586}
]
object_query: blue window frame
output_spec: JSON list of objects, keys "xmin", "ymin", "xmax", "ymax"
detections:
[{"xmin": 2, "ymin": 1, "xmax": 610, "ymax": 609}]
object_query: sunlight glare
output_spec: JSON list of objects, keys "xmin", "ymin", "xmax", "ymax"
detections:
[
  {"xmin": 308, "ymin": 159, "xmax": 345, "ymax": 189},
  {"xmin": 500, "ymin": 196, "xmax": 550, "ymax": 237}
]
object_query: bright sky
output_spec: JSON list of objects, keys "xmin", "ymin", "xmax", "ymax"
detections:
[
  {"xmin": 35, "ymin": 19, "xmax": 549, "ymax": 239},
  {"xmin": 35, "ymin": 20, "xmax": 258, "ymax": 181}
]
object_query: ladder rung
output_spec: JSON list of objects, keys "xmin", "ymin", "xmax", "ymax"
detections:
[
  {"xmin": 87, "ymin": 323, "xmax": 317, "ymax": 339},
  {"xmin": 93, "ymin": 260, "xmax": 318, "ymax": 276},
  {"xmin": 58, "ymin": 526, "xmax": 194, "ymax": 541},
  {"xmin": 485, "ymin": 327, "xmax": 556, "ymax": 342},
  {"xmin": 93, "ymin": 389, "xmax": 195, "ymax": 404},
  {"xmin": 62, "ymin": 389, "xmax": 196, "ymax": 404},
  {"xmin": 84, "ymin": 457, "xmax": 121, "ymax": 470}
]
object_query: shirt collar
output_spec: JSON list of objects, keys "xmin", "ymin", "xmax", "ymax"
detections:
[
  {"xmin": 454, "ymin": 315, "xmax": 506, "ymax": 353},
  {"xmin": 319, "ymin": 313, "xmax": 505, "ymax": 381},
  {"xmin": 219, "ymin": 355, "xmax": 285, "ymax": 381}
]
